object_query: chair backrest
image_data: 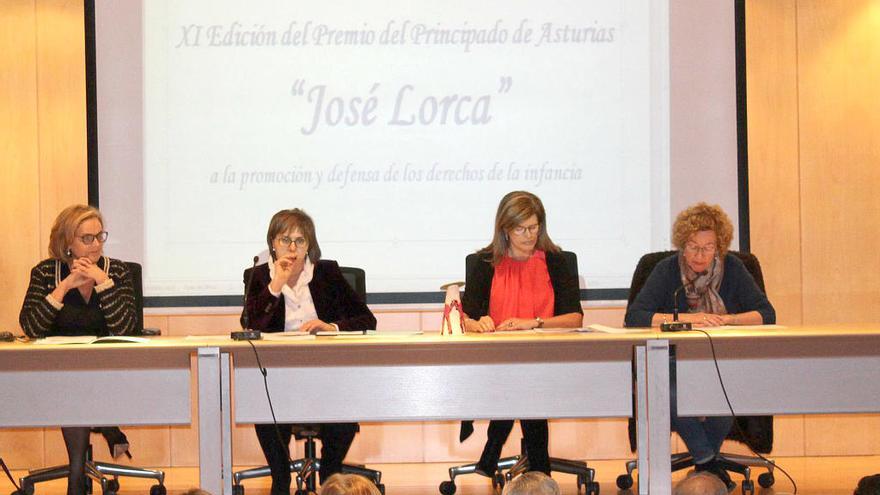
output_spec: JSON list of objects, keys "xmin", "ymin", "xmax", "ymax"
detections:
[
  {"xmin": 626, "ymin": 250, "xmax": 767, "ymax": 309},
  {"xmin": 124, "ymin": 261, "xmax": 145, "ymax": 334},
  {"xmin": 465, "ymin": 250, "xmax": 578, "ymax": 277},
  {"xmin": 339, "ymin": 266, "xmax": 366, "ymax": 301}
]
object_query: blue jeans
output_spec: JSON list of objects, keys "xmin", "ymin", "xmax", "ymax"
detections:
[{"xmin": 672, "ymin": 415, "xmax": 734, "ymax": 464}]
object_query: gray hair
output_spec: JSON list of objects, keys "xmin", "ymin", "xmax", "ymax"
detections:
[
  {"xmin": 673, "ymin": 471, "xmax": 728, "ymax": 495},
  {"xmin": 501, "ymin": 472, "xmax": 561, "ymax": 495}
]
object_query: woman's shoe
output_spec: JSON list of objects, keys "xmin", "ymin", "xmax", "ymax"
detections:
[{"xmin": 98, "ymin": 427, "xmax": 132, "ymax": 460}]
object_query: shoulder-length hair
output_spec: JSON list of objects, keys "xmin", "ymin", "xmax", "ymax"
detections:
[
  {"xmin": 671, "ymin": 202, "xmax": 734, "ymax": 257},
  {"xmin": 478, "ymin": 191, "xmax": 560, "ymax": 265},
  {"xmin": 49, "ymin": 204, "xmax": 104, "ymax": 263},
  {"xmin": 266, "ymin": 208, "xmax": 321, "ymax": 262}
]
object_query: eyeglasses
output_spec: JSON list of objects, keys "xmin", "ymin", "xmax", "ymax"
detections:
[
  {"xmin": 278, "ymin": 236, "xmax": 307, "ymax": 249},
  {"xmin": 77, "ymin": 231, "xmax": 109, "ymax": 245},
  {"xmin": 511, "ymin": 224, "xmax": 541, "ymax": 236},
  {"xmin": 684, "ymin": 243, "xmax": 717, "ymax": 256}
]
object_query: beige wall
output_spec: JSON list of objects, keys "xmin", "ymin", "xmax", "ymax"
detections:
[
  {"xmin": 1, "ymin": 0, "xmax": 89, "ymax": 470},
  {"xmin": 2, "ymin": 0, "xmax": 879, "ymax": 469},
  {"xmin": 747, "ymin": 0, "xmax": 880, "ymax": 456}
]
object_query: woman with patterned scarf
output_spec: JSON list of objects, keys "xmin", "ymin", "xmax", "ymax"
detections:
[{"xmin": 624, "ymin": 202, "xmax": 775, "ymax": 489}]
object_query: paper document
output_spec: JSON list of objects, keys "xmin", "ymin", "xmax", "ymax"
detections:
[
  {"xmin": 34, "ymin": 335, "xmax": 151, "ymax": 345},
  {"xmin": 703, "ymin": 324, "xmax": 787, "ymax": 331},
  {"xmin": 579, "ymin": 324, "xmax": 650, "ymax": 334},
  {"xmin": 183, "ymin": 335, "xmax": 231, "ymax": 341},
  {"xmin": 262, "ymin": 332, "xmax": 315, "ymax": 341},
  {"xmin": 534, "ymin": 328, "xmax": 578, "ymax": 334},
  {"xmin": 314, "ymin": 330, "xmax": 378, "ymax": 337}
]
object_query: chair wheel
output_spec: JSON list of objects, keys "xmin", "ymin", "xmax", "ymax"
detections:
[
  {"xmin": 105, "ymin": 479, "xmax": 120, "ymax": 492},
  {"xmin": 439, "ymin": 480, "xmax": 457, "ymax": 495},
  {"xmin": 232, "ymin": 484, "xmax": 245, "ymax": 495},
  {"xmin": 149, "ymin": 484, "xmax": 167, "ymax": 495},
  {"xmin": 588, "ymin": 481, "xmax": 600, "ymax": 495},
  {"xmin": 616, "ymin": 474, "xmax": 634, "ymax": 490},
  {"xmin": 758, "ymin": 472, "xmax": 775, "ymax": 488},
  {"xmin": 741, "ymin": 479, "xmax": 754, "ymax": 495}
]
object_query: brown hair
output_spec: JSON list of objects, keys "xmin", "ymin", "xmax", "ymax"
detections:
[
  {"xmin": 49, "ymin": 204, "xmax": 104, "ymax": 263},
  {"xmin": 479, "ymin": 191, "xmax": 560, "ymax": 265},
  {"xmin": 266, "ymin": 208, "xmax": 321, "ymax": 262},
  {"xmin": 671, "ymin": 202, "xmax": 734, "ymax": 257},
  {"xmin": 319, "ymin": 474, "xmax": 381, "ymax": 495}
]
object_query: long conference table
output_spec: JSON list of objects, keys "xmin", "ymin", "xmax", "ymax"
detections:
[{"xmin": 2, "ymin": 325, "xmax": 880, "ymax": 495}]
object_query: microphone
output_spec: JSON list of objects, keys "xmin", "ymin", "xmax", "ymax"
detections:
[
  {"xmin": 661, "ymin": 283, "xmax": 693, "ymax": 332},
  {"xmin": 232, "ymin": 256, "xmax": 262, "ymax": 340}
]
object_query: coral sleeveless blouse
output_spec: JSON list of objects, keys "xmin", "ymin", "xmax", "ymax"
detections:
[{"xmin": 489, "ymin": 250, "xmax": 555, "ymax": 324}]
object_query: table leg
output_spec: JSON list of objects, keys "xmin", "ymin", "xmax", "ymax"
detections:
[
  {"xmin": 197, "ymin": 347, "xmax": 224, "ymax": 495},
  {"xmin": 647, "ymin": 339, "xmax": 671, "ymax": 494}
]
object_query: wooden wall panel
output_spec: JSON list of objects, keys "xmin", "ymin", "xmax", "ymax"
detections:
[
  {"xmin": 804, "ymin": 414, "xmax": 880, "ymax": 456},
  {"xmin": 0, "ymin": 0, "xmax": 41, "ymax": 333},
  {"xmin": 35, "ymin": 0, "xmax": 88, "ymax": 246},
  {"xmin": 745, "ymin": 0, "xmax": 804, "ymax": 326},
  {"xmin": 796, "ymin": 0, "xmax": 880, "ymax": 324},
  {"xmin": 794, "ymin": 0, "xmax": 880, "ymax": 453},
  {"xmin": 0, "ymin": 0, "xmax": 47, "ymax": 470}
]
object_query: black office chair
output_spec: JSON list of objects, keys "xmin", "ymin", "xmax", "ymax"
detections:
[
  {"xmin": 615, "ymin": 251, "xmax": 776, "ymax": 495},
  {"xmin": 15, "ymin": 262, "xmax": 167, "ymax": 495},
  {"xmin": 232, "ymin": 265, "xmax": 383, "ymax": 495},
  {"xmin": 439, "ymin": 251, "xmax": 598, "ymax": 495}
]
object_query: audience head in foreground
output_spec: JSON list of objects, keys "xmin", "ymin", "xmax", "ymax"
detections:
[
  {"xmin": 501, "ymin": 472, "xmax": 561, "ymax": 495},
  {"xmin": 855, "ymin": 474, "xmax": 880, "ymax": 495},
  {"xmin": 319, "ymin": 474, "xmax": 381, "ymax": 495},
  {"xmin": 673, "ymin": 471, "xmax": 728, "ymax": 495}
]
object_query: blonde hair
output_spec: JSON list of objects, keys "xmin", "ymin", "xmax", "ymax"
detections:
[
  {"xmin": 49, "ymin": 204, "xmax": 104, "ymax": 263},
  {"xmin": 266, "ymin": 208, "xmax": 321, "ymax": 262},
  {"xmin": 671, "ymin": 202, "xmax": 734, "ymax": 257},
  {"xmin": 319, "ymin": 474, "xmax": 380, "ymax": 495},
  {"xmin": 479, "ymin": 191, "xmax": 560, "ymax": 265},
  {"xmin": 501, "ymin": 472, "xmax": 561, "ymax": 495}
]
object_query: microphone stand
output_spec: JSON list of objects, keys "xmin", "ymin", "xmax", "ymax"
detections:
[
  {"xmin": 231, "ymin": 256, "xmax": 262, "ymax": 340},
  {"xmin": 660, "ymin": 284, "xmax": 693, "ymax": 332}
]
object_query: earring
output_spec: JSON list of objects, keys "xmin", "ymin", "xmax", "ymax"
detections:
[{"xmin": 65, "ymin": 248, "xmax": 72, "ymax": 257}]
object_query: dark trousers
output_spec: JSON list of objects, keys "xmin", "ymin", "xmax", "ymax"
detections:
[
  {"xmin": 477, "ymin": 419, "xmax": 550, "ymax": 475},
  {"xmin": 61, "ymin": 427, "xmax": 90, "ymax": 495},
  {"xmin": 60, "ymin": 427, "xmax": 129, "ymax": 495},
  {"xmin": 255, "ymin": 423, "xmax": 358, "ymax": 495}
]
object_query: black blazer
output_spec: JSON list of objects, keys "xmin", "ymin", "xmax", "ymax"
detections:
[
  {"xmin": 241, "ymin": 259, "xmax": 376, "ymax": 332},
  {"xmin": 461, "ymin": 250, "xmax": 583, "ymax": 320}
]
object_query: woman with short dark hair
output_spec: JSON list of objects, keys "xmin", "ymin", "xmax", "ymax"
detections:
[{"xmin": 242, "ymin": 208, "xmax": 376, "ymax": 493}]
